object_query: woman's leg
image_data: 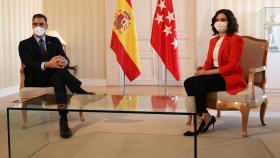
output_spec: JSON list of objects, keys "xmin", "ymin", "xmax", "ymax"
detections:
[
  {"xmin": 184, "ymin": 74, "xmax": 226, "ymax": 135},
  {"xmin": 184, "ymin": 76, "xmax": 196, "ymax": 96},
  {"xmin": 184, "ymin": 76, "xmax": 201, "ymax": 125},
  {"xmin": 194, "ymin": 74, "xmax": 226, "ymax": 132},
  {"xmin": 193, "ymin": 74, "xmax": 226, "ymax": 116}
]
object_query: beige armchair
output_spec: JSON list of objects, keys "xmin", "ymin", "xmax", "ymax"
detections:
[
  {"xmin": 205, "ymin": 36, "xmax": 269, "ymax": 137},
  {"xmin": 186, "ymin": 36, "xmax": 268, "ymax": 137}
]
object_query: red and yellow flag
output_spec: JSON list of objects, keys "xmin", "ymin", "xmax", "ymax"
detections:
[{"xmin": 110, "ymin": 0, "xmax": 141, "ymax": 81}]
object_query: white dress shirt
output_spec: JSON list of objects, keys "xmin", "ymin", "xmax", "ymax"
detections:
[{"xmin": 213, "ymin": 37, "xmax": 224, "ymax": 67}]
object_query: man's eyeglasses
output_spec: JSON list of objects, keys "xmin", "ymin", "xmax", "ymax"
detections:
[{"xmin": 32, "ymin": 23, "xmax": 45, "ymax": 27}]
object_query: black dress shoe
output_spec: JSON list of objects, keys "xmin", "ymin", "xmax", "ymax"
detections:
[
  {"xmin": 76, "ymin": 88, "xmax": 96, "ymax": 95},
  {"xmin": 183, "ymin": 120, "xmax": 205, "ymax": 136},
  {"xmin": 203, "ymin": 116, "xmax": 216, "ymax": 132},
  {"xmin": 85, "ymin": 92, "xmax": 96, "ymax": 95},
  {"xmin": 59, "ymin": 121, "xmax": 72, "ymax": 138}
]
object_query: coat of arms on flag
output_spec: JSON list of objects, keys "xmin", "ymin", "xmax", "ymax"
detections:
[{"xmin": 114, "ymin": 10, "xmax": 131, "ymax": 33}]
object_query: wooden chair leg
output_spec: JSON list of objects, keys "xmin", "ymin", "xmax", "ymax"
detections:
[
  {"xmin": 185, "ymin": 96, "xmax": 194, "ymax": 125},
  {"xmin": 79, "ymin": 112, "xmax": 85, "ymax": 121},
  {"xmin": 21, "ymin": 110, "xmax": 27, "ymax": 129},
  {"xmin": 260, "ymin": 102, "xmax": 267, "ymax": 126},
  {"xmin": 217, "ymin": 110, "xmax": 221, "ymax": 118},
  {"xmin": 240, "ymin": 104, "xmax": 250, "ymax": 137},
  {"xmin": 186, "ymin": 115, "xmax": 192, "ymax": 125}
]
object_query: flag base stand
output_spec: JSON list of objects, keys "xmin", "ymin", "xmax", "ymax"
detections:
[
  {"xmin": 122, "ymin": 67, "xmax": 169, "ymax": 96},
  {"xmin": 164, "ymin": 67, "xmax": 168, "ymax": 96},
  {"xmin": 122, "ymin": 70, "xmax": 126, "ymax": 95}
]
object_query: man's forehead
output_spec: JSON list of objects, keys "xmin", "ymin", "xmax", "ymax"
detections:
[{"xmin": 32, "ymin": 18, "xmax": 46, "ymax": 22}]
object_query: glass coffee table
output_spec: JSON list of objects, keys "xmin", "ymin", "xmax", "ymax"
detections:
[{"xmin": 7, "ymin": 94, "xmax": 197, "ymax": 158}]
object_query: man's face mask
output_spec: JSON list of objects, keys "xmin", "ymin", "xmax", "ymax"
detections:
[
  {"xmin": 33, "ymin": 27, "xmax": 45, "ymax": 37},
  {"xmin": 214, "ymin": 21, "xmax": 228, "ymax": 33}
]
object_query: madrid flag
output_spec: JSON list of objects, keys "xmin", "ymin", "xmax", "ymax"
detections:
[
  {"xmin": 110, "ymin": 0, "xmax": 141, "ymax": 81},
  {"xmin": 151, "ymin": 0, "xmax": 180, "ymax": 80}
]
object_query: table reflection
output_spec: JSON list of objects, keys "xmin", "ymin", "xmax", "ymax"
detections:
[
  {"xmin": 111, "ymin": 95, "xmax": 138, "ymax": 110},
  {"xmin": 151, "ymin": 96, "xmax": 178, "ymax": 112}
]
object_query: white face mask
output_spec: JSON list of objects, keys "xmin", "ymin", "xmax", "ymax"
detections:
[
  {"xmin": 214, "ymin": 21, "xmax": 228, "ymax": 33},
  {"xmin": 33, "ymin": 27, "xmax": 45, "ymax": 37}
]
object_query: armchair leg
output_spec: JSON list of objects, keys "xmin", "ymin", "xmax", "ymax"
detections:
[
  {"xmin": 240, "ymin": 103, "xmax": 250, "ymax": 137},
  {"xmin": 185, "ymin": 96, "xmax": 194, "ymax": 125},
  {"xmin": 217, "ymin": 110, "xmax": 221, "ymax": 118},
  {"xmin": 186, "ymin": 115, "xmax": 192, "ymax": 125},
  {"xmin": 260, "ymin": 102, "xmax": 267, "ymax": 126},
  {"xmin": 79, "ymin": 112, "xmax": 85, "ymax": 121},
  {"xmin": 21, "ymin": 110, "xmax": 27, "ymax": 129}
]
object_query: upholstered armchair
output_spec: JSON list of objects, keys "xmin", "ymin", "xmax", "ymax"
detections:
[{"xmin": 205, "ymin": 36, "xmax": 269, "ymax": 137}]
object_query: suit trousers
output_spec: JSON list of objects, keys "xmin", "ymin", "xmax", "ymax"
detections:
[
  {"xmin": 49, "ymin": 69, "xmax": 84, "ymax": 121},
  {"xmin": 28, "ymin": 68, "xmax": 82, "ymax": 121},
  {"xmin": 184, "ymin": 74, "xmax": 226, "ymax": 116}
]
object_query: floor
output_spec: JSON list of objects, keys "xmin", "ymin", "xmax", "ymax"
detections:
[{"xmin": 1, "ymin": 86, "xmax": 280, "ymax": 158}]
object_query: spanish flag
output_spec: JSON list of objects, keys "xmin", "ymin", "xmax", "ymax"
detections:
[{"xmin": 110, "ymin": 0, "xmax": 141, "ymax": 81}]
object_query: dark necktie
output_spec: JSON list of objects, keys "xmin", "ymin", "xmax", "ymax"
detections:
[{"xmin": 39, "ymin": 39, "xmax": 46, "ymax": 55}]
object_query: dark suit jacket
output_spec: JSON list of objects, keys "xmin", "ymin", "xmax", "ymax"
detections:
[{"xmin": 19, "ymin": 35, "xmax": 70, "ymax": 87}]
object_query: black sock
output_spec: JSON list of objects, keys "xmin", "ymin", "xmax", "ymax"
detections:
[
  {"xmin": 75, "ymin": 87, "xmax": 89, "ymax": 94},
  {"xmin": 59, "ymin": 113, "xmax": 68, "ymax": 122}
]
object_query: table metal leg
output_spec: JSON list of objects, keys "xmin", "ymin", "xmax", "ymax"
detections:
[
  {"xmin": 7, "ymin": 109, "xmax": 11, "ymax": 158},
  {"xmin": 194, "ymin": 114, "xmax": 197, "ymax": 158}
]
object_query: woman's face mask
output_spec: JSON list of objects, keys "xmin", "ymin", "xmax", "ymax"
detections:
[
  {"xmin": 33, "ymin": 27, "xmax": 45, "ymax": 37},
  {"xmin": 214, "ymin": 21, "xmax": 228, "ymax": 33}
]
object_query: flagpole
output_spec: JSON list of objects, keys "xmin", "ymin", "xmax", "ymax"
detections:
[
  {"xmin": 164, "ymin": 66, "xmax": 168, "ymax": 96},
  {"xmin": 122, "ymin": 70, "xmax": 126, "ymax": 95}
]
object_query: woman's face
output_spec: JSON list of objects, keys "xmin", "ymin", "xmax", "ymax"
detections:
[
  {"xmin": 214, "ymin": 13, "xmax": 228, "ymax": 33},
  {"xmin": 215, "ymin": 13, "xmax": 227, "ymax": 22}
]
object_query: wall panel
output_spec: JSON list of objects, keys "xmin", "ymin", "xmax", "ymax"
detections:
[
  {"xmin": 0, "ymin": 0, "xmax": 42, "ymax": 89},
  {"xmin": 43, "ymin": 0, "xmax": 106, "ymax": 79}
]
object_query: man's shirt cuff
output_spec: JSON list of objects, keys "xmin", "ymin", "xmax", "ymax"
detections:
[{"xmin": 41, "ymin": 62, "xmax": 45, "ymax": 71}]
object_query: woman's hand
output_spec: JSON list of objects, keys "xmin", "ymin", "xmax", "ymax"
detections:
[
  {"xmin": 196, "ymin": 69, "xmax": 210, "ymax": 76},
  {"xmin": 195, "ymin": 66, "xmax": 209, "ymax": 76},
  {"xmin": 196, "ymin": 68, "xmax": 220, "ymax": 76}
]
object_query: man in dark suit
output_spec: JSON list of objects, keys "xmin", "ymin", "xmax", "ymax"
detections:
[{"xmin": 19, "ymin": 14, "xmax": 93, "ymax": 138}]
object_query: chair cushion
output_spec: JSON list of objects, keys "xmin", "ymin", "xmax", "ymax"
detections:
[
  {"xmin": 20, "ymin": 87, "xmax": 54, "ymax": 99},
  {"xmin": 207, "ymin": 86, "xmax": 264, "ymax": 103}
]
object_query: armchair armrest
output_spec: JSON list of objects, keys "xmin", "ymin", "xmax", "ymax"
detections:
[
  {"xmin": 247, "ymin": 66, "xmax": 266, "ymax": 100},
  {"xmin": 20, "ymin": 66, "xmax": 25, "ymax": 89},
  {"xmin": 249, "ymin": 66, "xmax": 265, "ymax": 73},
  {"xmin": 68, "ymin": 65, "xmax": 78, "ymax": 76}
]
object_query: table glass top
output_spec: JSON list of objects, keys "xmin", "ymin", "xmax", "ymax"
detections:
[{"xmin": 8, "ymin": 94, "xmax": 195, "ymax": 115}]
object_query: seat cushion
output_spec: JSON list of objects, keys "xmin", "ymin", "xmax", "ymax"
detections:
[
  {"xmin": 207, "ymin": 86, "xmax": 264, "ymax": 103},
  {"xmin": 20, "ymin": 87, "xmax": 54, "ymax": 99}
]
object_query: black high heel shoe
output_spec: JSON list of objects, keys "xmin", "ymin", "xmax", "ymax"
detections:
[
  {"xmin": 183, "ymin": 120, "xmax": 206, "ymax": 136},
  {"xmin": 203, "ymin": 116, "xmax": 216, "ymax": 132}
]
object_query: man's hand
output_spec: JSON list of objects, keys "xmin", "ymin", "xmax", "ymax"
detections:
[
  {"xmin": 44, "ymin": 55, "xmax": 68, "ymax": 69},
  {"xmin": 57, "ymin": 57, "xmax": 68, "ymax": 67}
]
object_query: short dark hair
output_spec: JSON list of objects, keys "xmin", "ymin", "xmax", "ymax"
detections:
[
  {"xmin": 32, "ymin": 14, "xmax": 47, "ymax": 22},
  {"xmin": 211, "ymin": 9, "xmax": 239, "ymax": 35}
]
